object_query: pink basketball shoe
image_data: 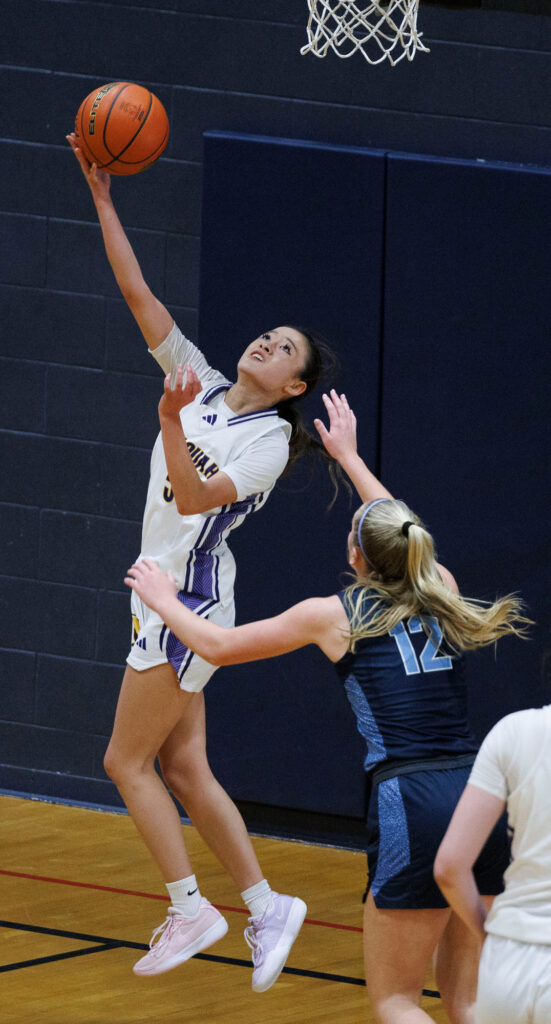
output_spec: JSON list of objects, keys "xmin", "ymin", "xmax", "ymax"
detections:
[
  {"xmin": 133, "ymin": 900, "xmax": 228, "ymax": 977},
  {"xmin": 244, "ymin": 893, "xmax": 307, "ymax": 992}
]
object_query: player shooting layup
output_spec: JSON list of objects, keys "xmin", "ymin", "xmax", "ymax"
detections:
[{"xmin": 67, "ymin": 133, "xmax": 339, "ymax": 991}]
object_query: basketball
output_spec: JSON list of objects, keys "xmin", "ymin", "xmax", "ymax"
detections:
[{"xmin": 74, "ymin": 81, "xmax": 169, "ymax": 175}]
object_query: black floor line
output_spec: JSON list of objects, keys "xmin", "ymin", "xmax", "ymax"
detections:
[
  {"xmin": 0, "ymin": 919, "xmax": 440, "ymax": 997},
  {"xmin": 0, "ymin": 944, "xmax": 123, "ymax": 974}
]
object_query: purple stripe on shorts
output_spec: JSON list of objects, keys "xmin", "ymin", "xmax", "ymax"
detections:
[{"xmin": 165, "ymin": 592, "xmax": 216, "ymax": 677}]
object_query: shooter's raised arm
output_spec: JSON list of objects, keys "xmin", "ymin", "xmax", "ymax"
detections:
[{"xmin": 66, "ymin": 133, "xmax": 173, "ymax": 350}]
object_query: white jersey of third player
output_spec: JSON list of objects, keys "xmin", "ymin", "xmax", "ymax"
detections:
[
  {"xmin": 469, "ymin": 704, "xmax": 551, "ymax": 945},
  {"xmin": 140, "ymin": 323, "xmax": 291, "ymax": 601}
]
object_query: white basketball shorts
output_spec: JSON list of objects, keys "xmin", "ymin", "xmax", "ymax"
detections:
[
  {"xmin": 126, "ymin": 588, "xmax": 235, "ymax": 693},
  {"xmin": 476, "ymin": 933, "xmax": 551, "ymax": 1024}
]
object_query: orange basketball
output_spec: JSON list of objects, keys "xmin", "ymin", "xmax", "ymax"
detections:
[{"xmin": 74, "ymin": 82, "xmax": 169, "ymax": 175}]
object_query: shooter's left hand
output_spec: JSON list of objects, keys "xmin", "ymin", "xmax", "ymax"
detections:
[
  {"xmin": 124, "ymin": 558, "xmax": 178, "ymax": 614},
  {"xmin": 159, "ymin": 363, "xmax": 202, "ymax": 421}
]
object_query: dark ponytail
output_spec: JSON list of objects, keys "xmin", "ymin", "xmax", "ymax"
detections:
[{"xmin": 277, "ymin": 326, "xmax": 348, "ymax": 502}]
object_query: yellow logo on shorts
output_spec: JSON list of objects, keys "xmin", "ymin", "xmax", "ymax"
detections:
[{"xmin": 131, "ymin": 615, "xmax": 140, "ymax": 645}]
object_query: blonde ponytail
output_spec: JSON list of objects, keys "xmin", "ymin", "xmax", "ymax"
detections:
[{"xmin": 345, "ymin": 499, "xmax": 532, "ymax": 652}]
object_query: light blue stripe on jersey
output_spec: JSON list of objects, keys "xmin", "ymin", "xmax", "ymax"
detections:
[
  {"xmin": 344, "ymin": 673, "xmax": 387, "ymax": 772},
  {"xmin": 372, "ymin": 778, "xmax": 411, "ymax": 897}
]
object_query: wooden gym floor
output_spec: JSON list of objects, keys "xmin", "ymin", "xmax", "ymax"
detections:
[{"xmin": 0, "ymin": 794, "xmax": 448, "ymax": 1023}]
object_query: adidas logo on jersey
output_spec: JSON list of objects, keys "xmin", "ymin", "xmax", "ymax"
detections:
[{"xmin": 202, "ymin": 413, "xmax": 218, "ymax": 425}]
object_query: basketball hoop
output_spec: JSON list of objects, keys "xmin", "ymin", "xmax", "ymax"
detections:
[{"xmin": 300, "ymin": 0, "xmax": 429, "ymax": 67}]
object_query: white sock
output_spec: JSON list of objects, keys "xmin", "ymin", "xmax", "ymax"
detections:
[
  {"xmin": 241, "ymin": 879, "xmax": 274, "ymax": 919},
  {"xmin": 166, "ymin": 874, "xmax": 202, "ymax": 917}
]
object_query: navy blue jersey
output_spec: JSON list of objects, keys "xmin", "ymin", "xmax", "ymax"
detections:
[{"xmin": 335, "ymin": 589, "xmax": 478, "ymax": 773}]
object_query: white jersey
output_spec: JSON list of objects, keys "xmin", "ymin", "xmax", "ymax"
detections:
[
  {"xmin": 469, "ymin": 705, "xmax": 551, "ymax": 945},
  {"xmin": 140, "ymin": 323, "xmax": 291, "ymax": 604}
]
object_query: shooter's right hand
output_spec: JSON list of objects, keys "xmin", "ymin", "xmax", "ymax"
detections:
[{"xmin": 66, "ymin": 132, "xmax": 112, "ymax": 202}]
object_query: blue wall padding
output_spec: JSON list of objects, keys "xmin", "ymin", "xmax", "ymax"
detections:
[
  {"xmin": 198, "ymin": 133, "xmax": 551, "ymax": 813},
  {"xmin": 198, "ymin": 132, "xmax": 388, "ymax": 815},
  {"xmin": 382, "ymin": 152, "xmax": 551, "ymax": 737}
]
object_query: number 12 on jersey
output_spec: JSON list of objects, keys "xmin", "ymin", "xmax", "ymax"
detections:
[{"xmin": 390, "ymin": 616, "xmax": 452, "ymax": 675}]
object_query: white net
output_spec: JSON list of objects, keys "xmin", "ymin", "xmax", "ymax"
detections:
[{"xmin": 300, "ymin": 0, "xmax": 429, "ymax": 67}]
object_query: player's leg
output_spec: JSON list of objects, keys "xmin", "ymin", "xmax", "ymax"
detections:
[
  {"xmin": 438, "ymin": 805, "xmax": 511, "ymax": 1021},
  {"xmin": 104, "ymin": 663, "xmax": 228, "ymax": 976},
  {"xmin": 159, "ymin": 697, "xmax": 307, "ymax": 992},
  {"xmin": 363, "ymin": 767, "xmax": 472, "ymax": 1021},
  {"xmin": 159, "ymin": 692, "xmax": 263, "ymax": 889},
  {"xmin": 474, "ymin": 933, "xmax": 536, "ymax": 1024},
  {"xmin": 434, "ymin": 897, "xmax": 494, "ymax": 1024},
  {"xmin": 148, "ymin": 590, "xmax": 261, "ymax": 885},
  {"xmin": 363, "ymin": 892, "xmax": 450, "ymax": 1023},
  {"xmin": 104, "ymin": 662, "xmax": 196, "ymax": 880}
]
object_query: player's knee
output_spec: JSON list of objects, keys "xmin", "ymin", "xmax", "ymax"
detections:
[
  {"xmin": 103, "ymin": 744, "xmax": 118, "ymax": 783},
  {"xmin": 103, "ymin": 742, "xmax": 130, "ymax": 787},
  {"xmin": 159, "ymin": 748, "xmax": 210, "ymax": 800},
  {"xmin": 158, "ymin": 755, "xmax": 184, "ymax": 794}
]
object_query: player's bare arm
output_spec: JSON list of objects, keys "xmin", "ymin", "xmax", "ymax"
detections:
[
  {"xmin": 434, "ymin": 783, "xmax": 506, "ymax": 939},
  {"xmin": 159, "ymin": 364, "xmax": 238, "ymax": 515},
  {"xmin": 125, "ymin": 559, "xmax": 350, "ymax": 665},
  {"xmin": 67, "ymin": 132, "xmax": 173, "ymax": 350},
  {"xmin": 314, "ymin": 390, "xmax": 393, "ymax": 503},
  {"xmin": 315, "ymin": 394, "xmax": 457, "ymax": 591}
]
